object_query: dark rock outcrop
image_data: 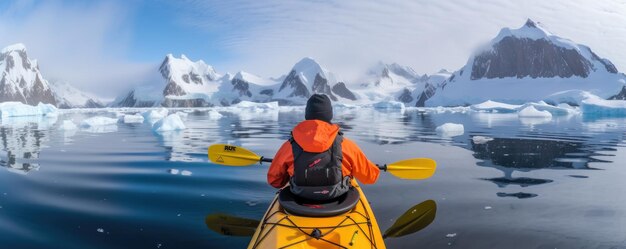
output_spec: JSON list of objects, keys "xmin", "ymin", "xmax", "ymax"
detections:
[
  {"xmin": 231, "ymin": 78, "xmax": 253, "ymax": 98},
  {"xmin": 471, "ymin": 37, "xmax": 594, "ymax": 80},
  {"xmin": 415, "ymin": 83, "xmax": 437, "ymax": 107},
  {"xmin": 114, "ymin": 90, "xmax": 156, "ymax": 107},
  {"xmin": 331, "ymin": 82, "xmax": 356, "ymax": 101},
  {"xmin": 279, "ymin": 70, "xmax": 310, "ymax": 98},
  {"xmin": 397, "ymin": 88, "xmax": 413, "ymax": 103},
  {"xmin": 311, "ymin": 74, "xmax": 337, "ymax": 101}
]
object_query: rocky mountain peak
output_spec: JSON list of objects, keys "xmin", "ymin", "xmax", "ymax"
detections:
[
  {"xmin": 0, "ymin": 43, "xmax": 56, "ymax": 105},
  {"xmin": 524, "ymin": 18, "xmax": 538, "ymax": 28}
]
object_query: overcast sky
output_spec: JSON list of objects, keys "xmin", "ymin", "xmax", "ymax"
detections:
[{"xmin": 1, "ymin": 0, "xmax": 625, "ymax": 99}]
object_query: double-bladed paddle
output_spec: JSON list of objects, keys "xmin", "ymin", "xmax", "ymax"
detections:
[
  {"xmin": 205, "ymin": 199, "xmax": 437, "ymax": 238},
  {"xmin": 208, "ymin": 144, "xmax": 436, "ymax": 180}
]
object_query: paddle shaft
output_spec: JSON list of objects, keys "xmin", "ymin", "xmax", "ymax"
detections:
[
  {"xmin": 265, "ymin": 157, "xmax": 388, "ymax": 172},
  {"xmin": 260, "ymin": 156, "xmax": 387, "ymax": 171},
  {"xmin": 262, "ymin": 156, "xmax": 387, "ymax": 170}
]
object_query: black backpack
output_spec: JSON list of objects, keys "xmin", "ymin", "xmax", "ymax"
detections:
[{"xmin": 289, "ymin": 131, "xmax": 350, "ymax": 201}]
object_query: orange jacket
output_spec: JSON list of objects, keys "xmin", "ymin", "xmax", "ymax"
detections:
[{"xmin": 267, "ymin": 120, "xmax": 380, "ymax": 188}]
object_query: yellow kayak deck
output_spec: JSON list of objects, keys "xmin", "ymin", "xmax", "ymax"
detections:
[{"xmin": 247, "ymin": 180, "xmax": 385, "ymax": 249}]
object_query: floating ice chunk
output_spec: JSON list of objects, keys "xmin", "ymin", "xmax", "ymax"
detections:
[
  {"xmin": 168, "ymin": 169, "xmax": 180, "ymax": 175},
  {"xmin": 518, "ymin": 106, "xmax": 552, "ymax": 118},
  {"xmin": 522, "ymin": 102, "xmax": 576, "ymax": 116},
  {"xmin": 152, "ymin": 114, "xmax": 186, "ymax": 132},
  {"xmin": 246, "ymin": 200, "xmax": 259, "ymax": 207},
  {"xmin": 484, "ymin": 206, "xmax": 492, "ymax": 210},
  {"xmin": 59, "ymin": 120, "xmax": 78, "ymax": 130},
  {"xmin": 0, "ymin": 102, "xmax": 58, "ymax": 118},
  {"xmin": 225, "ymin": 102, "xmax": 279, "ymax": 120},
  {"xmin": 446, "ymin": 233, "xmax": 457, "ymax": 238},
  {"xmin": 436, "ymin": 123, "xmax": 464, "ymax": 137},
  {"xmin": 207, "ymin": 110, "xmax": 223, "ymax": 120},
  {"xmin": 81, "ymin": 116, "xmax": 118, "ymax": 127},
  {"xmin": 97, "ymin": 228, "xmax": 104, "ymax": 233},
  {"xmin": 471, "ymin": 100, "xmax": 521, "ymax": 113},
  {"xmin": 372, "ymin": 101, "xmax": 405, "ymax": 110},
  {"xmin": 472, "ymin": 136, "xmax": 494, "ymax": 144},
  {"xmin": 581, "ymin": 95, "xmax": 626, "ymax": 116},
  {"xmin": 180, "ymin": 170, "xmax": 192, "ymax": 176},
  {"xmin": 142, "ymin": 108, "xmax": 169, "ymax": 121},
  {"xmin": 233, "ymin": 101, "xmax": 279, "ymax": 110},
  {"xmin": 123, "ymin": 114, "xmax": 144, "ymax": 123}
]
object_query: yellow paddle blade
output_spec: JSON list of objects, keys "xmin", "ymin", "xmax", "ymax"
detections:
[
  {"xmin": 386, "ymin": 158, "xmax": 437, "ymax": 180},
  {"xmin": 384, "ymin": 200, "xmax": 437, "ymax": 238},
  {"xmin": 208, "ymin": 144, "xmax": 262, "ymax": 166},
  {"xmin": 205, "ymin": 213, "xmax": 259, "ymax": 237}
]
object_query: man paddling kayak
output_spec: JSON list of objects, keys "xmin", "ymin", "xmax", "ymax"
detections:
[{"xmin": 267, "ymin": 94, "xmax": 380, "ymax": 201}]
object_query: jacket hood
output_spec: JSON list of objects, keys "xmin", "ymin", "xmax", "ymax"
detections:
[{"xmin": 292, "ymin": 120, "xmax": 340, "ymax": 153}]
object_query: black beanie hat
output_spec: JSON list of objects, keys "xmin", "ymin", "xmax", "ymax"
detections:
[{"xmin": 305, "ymin": 94, "xmax": 333, "ymax": 123}]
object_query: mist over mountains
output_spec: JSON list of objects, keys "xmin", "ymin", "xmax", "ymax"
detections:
[{"xmin": 2, "ymin": 19, "xmax": 625, "ymax": 108}]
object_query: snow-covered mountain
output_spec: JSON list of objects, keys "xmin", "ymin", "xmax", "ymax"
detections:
[
  {"xmin": 49, "ymin": 81, "xmax": 104, "ymax": 108},
  {"xmin": 0, "ymin": 44, "xmax": 56, "ymax": 105},
  {"xmin": 114, "ymin": 56, "xmax": 359, "ymax": 107},
  {"xmin": 351, "ymin": 62, "xmax": 446, "ymax": 106},
  {"xmin": 0, "ymin": 43, "xmax": 102, "ymax": 108},
  {"xmin": 273, "ymin": 57, "xmax": 357, "ymax": 104},
  {"xmin": 159, "ymin": 54, "xmax": 223, "ymax": 107},
  {"xmin": 425, "ymin": 19, "xmax": 626, "ymax": 106}
]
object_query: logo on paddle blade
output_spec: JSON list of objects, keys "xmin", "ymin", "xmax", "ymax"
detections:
[
  {"xmin": 224, "ymin": 146, "xmax": 236, "ymax": 152},
  {"xmin": 216, "ymin": 156, "xmax": 224, "ymax": 162}
]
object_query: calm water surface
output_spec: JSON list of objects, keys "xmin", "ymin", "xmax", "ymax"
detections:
[{"xmin": 0, "ymin": 107, "xmax": 625, "ymax": 249}]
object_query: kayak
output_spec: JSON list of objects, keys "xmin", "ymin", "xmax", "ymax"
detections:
[{"xmin": 247, "ymin": 179, "xmax": 385, "ymax": 249}]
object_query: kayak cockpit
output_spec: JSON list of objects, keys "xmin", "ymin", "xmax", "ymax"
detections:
[{"xmin": 278, "ymin": 187, "xmax": 360, "ymax": 217}]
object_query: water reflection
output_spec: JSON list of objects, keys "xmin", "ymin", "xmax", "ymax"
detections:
[{"xmin": 0, "ymin": 125, "xmax": 47, "ymax": 174}]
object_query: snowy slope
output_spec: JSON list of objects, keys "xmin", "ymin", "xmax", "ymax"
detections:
[
  {"xmin": 159, "ymin": 54, "xmax": 222, "ymax": 107},
  {"xmin": 426, "ymin": 19, "xmax": 625, "ymax": 107},
  {"xmin": 274, "ymin": 57, "xmax": 357, "ymax": 104},
  {"xmin": 212, "ymin": 71, "xmax": 275, "ymax": 105},
  {"xmin": 0, "ymin": 43, "xmax": 56, "ymax": 105},
  {"xmin": 351, "ymin": 62, "xmax": 430, "ymax": 105},
  {"xmin": 49, "ymin": 81, "xmax": 104, "ymax": 108}
]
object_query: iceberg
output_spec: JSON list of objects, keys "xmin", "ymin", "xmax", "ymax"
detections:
[
  {"xmin": 472, "ymin": 136, "xmax": 494, "ymax": 144},
  {"xmin": 518, "ymin": 106, "xmax": 553, "ymax": 118},
  {"xmin": 436, "ymin": 123, "xmax": 464, "ymax": 137},
  {"xmin": 521, "ymin": 102, "xmax": 577, "ymax": 116},
  {"xmin": 152, "ymin": 114, "xmax": 186, "ymax": 132},
  {"xmin": 471, "ymin": 100, "xmax": 521, "ymax": 113},
  {"xmin": 123, "ymin": 114, "xmax": 144, "ymax": 124},
  {"xmin": 142, "ymin": 108, "xmax": 169, "ymax": 121},
  {"xmin": 581, "ymin": 96, "xmax": 626, "ymax": 116},
  {"xmin": 372, "ymin": 101, "xmax": 405, "ymax": 110},
  {"xmin": 233, "ymin": 101, "xmax": 279, "ymax": 110},
  {"xmin": 207, "ymin": 110, "xmax": 223, "ymax": 120},
  {"xmin": 80, "ymin": 116, "xmax": 118, "ymax": 127},
  {"xmin": 0, "ymin": 102, "xmax": 58, "ymax": 118},
  {"xmin": 225, "ymin": 101, "xmax": 278, "ymax": 121}
]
